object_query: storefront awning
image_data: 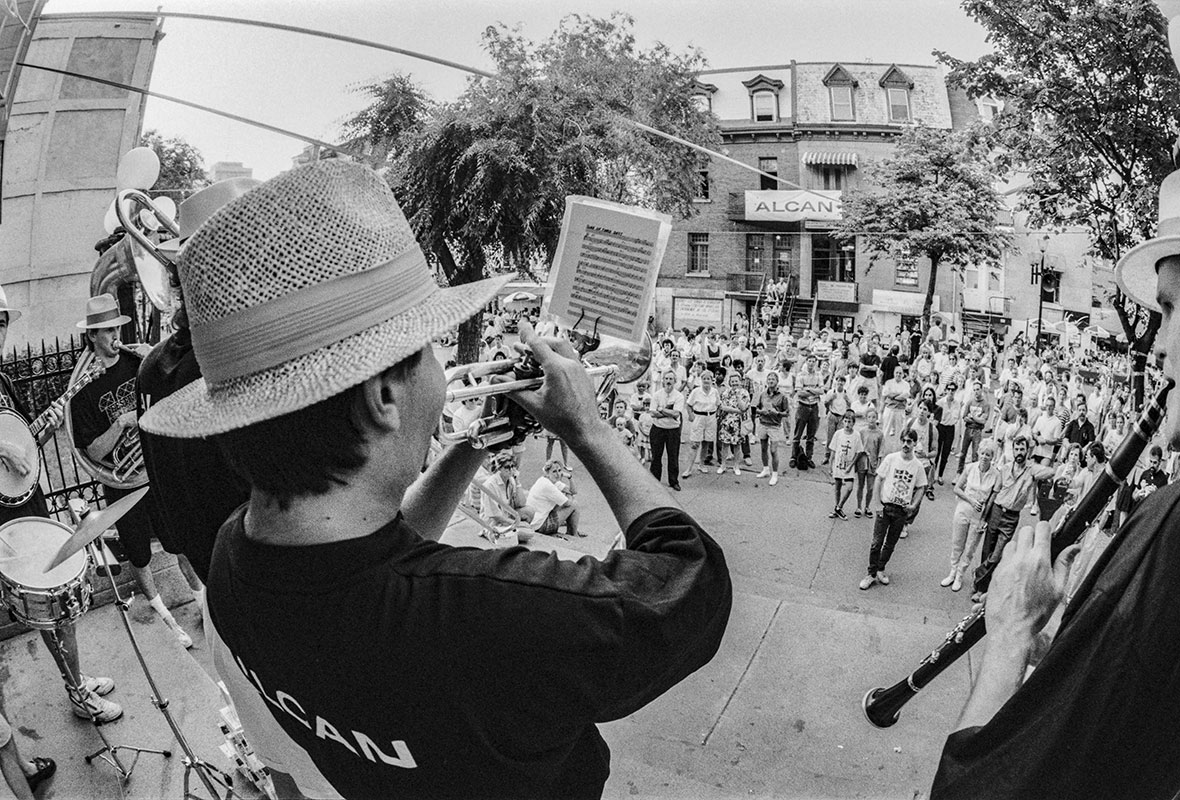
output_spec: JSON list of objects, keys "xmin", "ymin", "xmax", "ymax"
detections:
[{"xmin": 803, "ymin": 152, "xmax": 859, "ymax": 167}]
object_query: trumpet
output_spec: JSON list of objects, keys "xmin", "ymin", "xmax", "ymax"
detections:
[{"xmin": 440, "ymin": 333, "xmax": 652, "ymax": 449}]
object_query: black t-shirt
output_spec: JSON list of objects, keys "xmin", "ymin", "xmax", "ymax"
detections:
[
  {"xmin": 0, "ymin": 373, "xmax": 48, "ymax": 523},
  {"xmin": 932, "ymin": 483, "xmax": 1180, "ymax": 799},
  {"xmin": 208, "ymin": 506, "xmax": 732, "ymax": 799},
  {"xmin": 71, "ymin": 353, "xmax": 139, "ymax": 467},
  {"xmin": 138, "ymin": 330, "xmax": 249, "ymax": 583},
  {"xmin": 881, "ymin": 353, "xmax": 899, "ymax": 383},
  {"xmin": 859, "ymin": 352, "xmax": 880, "ymax": 378}
]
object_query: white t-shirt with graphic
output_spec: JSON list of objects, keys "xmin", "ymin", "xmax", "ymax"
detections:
[
  {"xmin": 828, "ymin": 428, "xmax": 864, "ymax": 480},
  {"xmin": 876, "ymin": 451, "xmax": 928, "ymax": 506}
]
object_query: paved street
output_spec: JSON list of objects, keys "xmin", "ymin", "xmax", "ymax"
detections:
[{"xmin": 0, "ymin": 432, "xmax": 988, "ymax": 800}]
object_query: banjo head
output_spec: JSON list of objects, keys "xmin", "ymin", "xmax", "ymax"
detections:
[{"xmin": 0, "ymin": 409, "xmax": 39, "ymax": 506}]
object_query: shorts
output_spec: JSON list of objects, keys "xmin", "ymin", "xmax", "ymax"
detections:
[
  {"xmin": 537, "ymin": 509, "xmax": 560, "ymax": 535},
  {"xmin": 690, "ymin": 413, "xmax": 717, "ymax": 443},
  {"xmin": 105, "ymin": 484, "xmax": 170, "ymax": 570},
  {"xmin": 759, "ymin": 425, "xmax": 787, "ymax": 445}
]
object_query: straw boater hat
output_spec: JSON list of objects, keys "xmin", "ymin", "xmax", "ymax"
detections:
[
  {"xmin": 158, "ymin": 177, "xmax": 262, "ymax": 254},
  {"xmin": 76, "ymin": 294, "xmax": 131, "ymax": 329},
  {"xmin": 1115, "ymin": 169, "xmax": 1180, "ymax": 313},
  {"xmin": 139, "ymin": 161, "xmax": 510, "ymax": 438},
  {"xmin": 0, "ymin": 285, "xmax": 21, "ymax": 323}
]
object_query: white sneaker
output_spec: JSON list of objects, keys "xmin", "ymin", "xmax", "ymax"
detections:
[
  {"xmin": 877, "ymin": 572, "xmax": 891, "ymax": 585},
  {"xmin": 681, "ymin": 470, "xmax": 693, "ymax": 479},
  {"xmin": 717, "ymin": 465, "xmax": 726, "ymax": 474},
  {"xmin": 939, "ymin": 571, "xmax": 956, "ymax": 588},
  {"xmin": 733, "ymin": 466, "xmax": 741, "ymax": 476},
  {"xmin": 80, "ymin": 674, "xmax": 115, "ymax": 696},
  {"xmin": 951, "ymin": 574, "xmax": 963, "ymax": 592},
  {"xmin": 70, "ymin": 688, "xmax": 123, "ymax": 723},
  {"xmin": 858, "ymin": 575, "xmax": 876, "ymax": 590},
  {"xmin": 899, "ymin": 527, "xmax": 908, "ymax": 539},
  {"xmin": 769, "ymin": 472, "xmax": 778, "ymax": 486},
  {"xmin": 757, "ymin": 468, "xmax": 771, "ymax": 478},
  {"xmin": 166, "ymin": 618, "xmax": 194, "ymax": 649}
]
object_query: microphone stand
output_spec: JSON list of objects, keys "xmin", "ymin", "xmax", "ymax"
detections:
[{"xmin": 71, "ymin": 501, "xmax": 238, "ymax": 799}]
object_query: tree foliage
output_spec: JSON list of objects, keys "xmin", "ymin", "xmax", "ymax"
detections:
[
  {"xmin": 342, "ymin": 13, "xmax": 720, "ymax": 361},
  {"xmin": 834, "ymin": 124, "xmax": 1009, "ymax": 327},
  {"xmin": 934, "ymin": 0, "xmax": 1180, "ymax": 390},
  {"xmin": 139, "ymin": 128, "xmax": 210, "ymax": 201}
]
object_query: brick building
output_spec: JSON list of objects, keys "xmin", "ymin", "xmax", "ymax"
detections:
[{"xmin": 657, "ymin": 60, "xmax": 980, "ymax": 340}]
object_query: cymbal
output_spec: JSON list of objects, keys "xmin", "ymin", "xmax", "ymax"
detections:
[{"xmin": 44, "ymin": 487, "xmax": 149, "ymax": 572}]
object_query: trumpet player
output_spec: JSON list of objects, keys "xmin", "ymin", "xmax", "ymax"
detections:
[
  {"xmin": 140, "ymin": 162, "xmax": 731, "ymax": 800},
  {"xmin": 70, "ymin": 294, "xmax": 198, "ymax": 649}
]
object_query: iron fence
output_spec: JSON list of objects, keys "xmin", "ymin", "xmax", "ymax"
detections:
[{"xmin": 3, "ymin": 336, "xmax": 104, "ymax": 520}]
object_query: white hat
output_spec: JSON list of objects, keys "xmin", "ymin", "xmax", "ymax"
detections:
[
  {"xmin": 76, "ymin": 294, "xmax": 131, "ymax": 329},
  {"xmin": 1114, "ymin": 169, "xmax": 1180, "ymax": 312},
  {"xmin": 158, "ymin": 177, "xmax": 263, "ymax": 254},
  {"xmin": 140, "ymin": 161, "xmax": 509, "ymax": 438},
  {"xmin": 0, "ymin": 285, "xmax": 21, "ymax": 323}
]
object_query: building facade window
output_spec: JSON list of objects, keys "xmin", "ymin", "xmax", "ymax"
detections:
[
  {"xmin": 830, "ymin": 85, "xmax": 854, "ymax": 121},
  {"xmin": 691, "ymin": 93, "xmax": 712, "ymax": 113},
  {"xmin": 895, "ymin": 242, "xmax": 919, "ymax": 287},
  {"xmin": 746, "ymin": 233, "xmax": 766, "ymax": 272},
  {"xmin": 887, "ymin": 88, "xmax": 911, "ymax": 122},
  {"xmin": 815, "ymin": 165, "xmax": 843, "ymax": 190},
  {"xmin": 758, "ymin": 157, "xmax": 779, "ymax": 190},
  {"xmin": 752, "ymin": 91, "xmax": 776, "ymax": 122},
  {"xmin": 688, "ymin": 233, "xmax": 709, "ymax": 274},
  {"xmin": 694, "ymin": 167, "xmax": 710, "ymax": 201},
  {"xmin": 772, "ymin": 234, "xmax": 791, "ymax": 280},
  {"xmin": 812, "ymin": 234, "xmax": 856, "ymax": 289}
]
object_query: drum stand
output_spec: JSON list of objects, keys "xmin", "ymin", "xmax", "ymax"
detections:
[{"xmin": 71, "ymin": 502, "xmax": 238, "ymax": 800}]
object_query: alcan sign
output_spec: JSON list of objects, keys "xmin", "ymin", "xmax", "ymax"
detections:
[{"xmin": 745, "ymin": 190, "xmax": 843, "ymax": 222}]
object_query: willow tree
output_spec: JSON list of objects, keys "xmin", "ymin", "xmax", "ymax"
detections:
[
  {"xmin": 834, "ymin": 124, "xmax": 1009, "ymax": 329},
  {"xmin": 342, "ymin": 13, "xmax": 720, "ymax": 362}
]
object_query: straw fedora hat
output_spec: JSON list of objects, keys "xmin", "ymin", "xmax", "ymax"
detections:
[
  {"xmin": 139, "ymin": 161, "xmax": 510, "ymax": 438},
  {"xmin": 1115, "ymin": 169, "xmax": 1180, "ymax": 313},
  {"xmin": 0, "ymin": 285, "xmax": 21, "ymax": 323},
  {"xmin": 76, "ymin": 294, "xmax": 131, "ymax": 329},
  {"xmin": 158, "ymin": 177, "xmax": 263, "ymax": 253}
]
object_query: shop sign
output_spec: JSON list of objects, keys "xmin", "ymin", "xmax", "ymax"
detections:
[
  {"xmin": 745, "ymin": 190, "xmax": 842, "ymax": 222},
  {"xmin": 671, "ymin": 296, "xmax": 723, "ymax": 331}
]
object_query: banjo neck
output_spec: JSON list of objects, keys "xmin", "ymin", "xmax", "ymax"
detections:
[{"xmin": 29, "ymin": 364, "xmax": 104, "ymax": 441}]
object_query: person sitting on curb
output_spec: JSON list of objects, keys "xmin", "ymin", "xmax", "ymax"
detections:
[{"xmin": 526, "ymin": 459, "xmax": 581, "ymax": 537}]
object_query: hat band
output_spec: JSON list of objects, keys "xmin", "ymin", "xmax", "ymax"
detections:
[
  {"xmin": 192, "ymin": 246, "xmax": 437, "ymax": 384},
  {"xmin": 86, "ymin": 308, "xmax": 125, "ymax": 327}
]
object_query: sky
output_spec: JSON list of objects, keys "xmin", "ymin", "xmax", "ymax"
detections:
[{"xmin": 43, "ymin": 0, "xmax": 996, "ymax": 181}]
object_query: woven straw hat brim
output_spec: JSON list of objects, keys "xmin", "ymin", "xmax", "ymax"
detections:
[
  {"xmin": 140, "ymin": 273, "xmax": 511, "ymax": 438},
  {"xmin": 1115, "ymin": 235, "xmax": 1178, "ymax": 313}
]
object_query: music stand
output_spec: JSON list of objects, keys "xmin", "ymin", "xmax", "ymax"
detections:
[{"xmin": 69, "ymin": 500, "xmax": 239, "ymax": 800}]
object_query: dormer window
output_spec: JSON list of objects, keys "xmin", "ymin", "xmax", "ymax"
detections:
[
  {"xmin": 879, "ymin": 64, "xmax": 915, "ymax": 123},
  {"xmin": 822, "ymin": 65, "xmax": 859, "ymax": 123},
  {"xmin": 691, "ymin": 79, "xmax": 717, "ymax": 114},
  {"xmin": 742, "ymin": 74, "xmax": 784, "ymax": 123}
]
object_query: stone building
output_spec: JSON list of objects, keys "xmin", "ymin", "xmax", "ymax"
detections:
[{"xmin": 657, "ymin": 60, "xmax": 977, "ymax": 340}]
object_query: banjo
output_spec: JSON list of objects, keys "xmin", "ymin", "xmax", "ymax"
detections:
[{"xmin": 0, "ymin": 363, "xmax": 105, "ymax": 507}]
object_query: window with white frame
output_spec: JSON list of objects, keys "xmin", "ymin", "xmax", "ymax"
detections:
[
  {"xmin": 688, "ymin": 233, "xmax": 709, "ymax": 274},
  {"xmin": 887, "ymin": 88, "xmax": 911, "ymax": 122},
  {"xmin": 752, "ymin": 91, "xmax": 777, "ymax": 122},
  {"xmin": 830, "ymin": 85, "xmax": 854, "ymax": 121}
]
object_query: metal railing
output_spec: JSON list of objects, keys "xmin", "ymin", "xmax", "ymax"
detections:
[{"xmin": 3, "ymin": 337, "xmax": 104, "ymax": 520}]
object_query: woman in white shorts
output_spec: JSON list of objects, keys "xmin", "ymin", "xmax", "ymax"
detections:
[{"xmin": 683, "ymin": 369, "xmax": 720, "ymax": 477}]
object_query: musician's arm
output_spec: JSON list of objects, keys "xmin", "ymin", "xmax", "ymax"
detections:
[
  {"xmin": 402, "ymin": 441, "xmax": 486, "ymax": 542},
  {"xmin": 85, "ymin": 415, "xmax": 132, "ymax": 463}
]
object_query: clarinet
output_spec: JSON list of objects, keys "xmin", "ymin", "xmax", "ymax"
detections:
[{"xmin": 862, "ymin": 381, "xmax": 1171, "ymax": 729}]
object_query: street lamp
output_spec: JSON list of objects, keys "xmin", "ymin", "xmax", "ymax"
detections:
[{"xmin": 1032, "ymin": 235, "xmax": 1049, "ymax": 355}]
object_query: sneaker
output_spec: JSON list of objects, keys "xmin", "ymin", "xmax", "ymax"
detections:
[
  {"xmin": 697, "ymin": 465, "xmax": 708, "ymax": 474},
  {"xmin": 80, "ymin": 674, "xmax": 115, "ymax": 696},
  {"xmin": 828, "ymin": 510, "xmax": 839, "ymax": 519},
  {"xmin": 877, "ymin": 572, "xmax": 890, "ymax": 585},
  {"xmin": 899, "ymin": 526, "xmax": 908, "ymax": 539},
  {"xmin": 823, "ymin": 457, "xmax": 830, "ymax": 466},
  {"xmin": 743, "ymin": 457, "xmax": 753, "ymax": 466},
  {"xmin": 858, "ymin": 575, "xmax": 876, "ymax": 590},
  {"xmin": 24, "ymin": 756, "xmax": 55, "ymax": 792},
  {"xmin": 971, "ymin": 591, "xmax": 983, "ymax": 603},
  {"xmin": 835, "ymin": 509, "xmax": 848, "ymax": 520},
  {"xmin": 864, "ymin": 509, "xmax": 874, "ymax": 518},
  {"xmin": 681, "ymin": 470, "xmax": 693, "ymax": 479},
  {"xmin": 670, "ymin": 484, "xmax": 681, "ymax": 492},
  {"xmin": 951, "ymin": 574, "xmax": 963, "ymax": 592},
  {"xmin": 769, "ymin": 472, "xmax": 778, "ymax": 486},
  {"xmin": 733, "ymin": 466, "xmax": 741, "ymax": 476},
  {"xmin": 937, "ymin": 477, "xmax": 944, "ymax": 485},
  {"xmin": 70, "ymin": 688, "xmax": 123, "ymax": 723},
  {"xmin": 757, "ymin": 468, "xmax": 771, "ymax": 478},
  {"xmin": 940, "ymin": 571, "xmax": 956, "ymax": 587},
  {"xmin": 166, "ymin": 618, "xmax": 194, "ymax": 649},
  {"xmin": 926, "ymin": 488, "xmax": 935, "ymax": 500},
  {"xmin": 853, "ymin": 509, "xmax": 862, "ymax": 518},
  {"xmin": 717, "ymin": 465, "xmax": 726, "ymax": 474},
  {"xmin": 789, "ymin": 458, "xmax": 797, "ymax": 468}
]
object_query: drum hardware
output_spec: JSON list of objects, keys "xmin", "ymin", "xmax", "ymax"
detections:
[
  {"xmin": 65, "ymin": 499, "xmax": 240, "ymax": 799},
  {"xmin": 0, "ymin": 515, "xmax": 166, "ymax": 784}
]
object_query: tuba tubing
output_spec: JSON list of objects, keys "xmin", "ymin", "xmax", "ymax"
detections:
[{"xmin": 862, "ymin": 380, "xmax": 1172, "ymax": 729}]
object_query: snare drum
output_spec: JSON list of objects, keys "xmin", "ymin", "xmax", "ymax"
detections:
[{"xmin": 0, "ymin": 517, "xmax": 94, "ymax": 630}]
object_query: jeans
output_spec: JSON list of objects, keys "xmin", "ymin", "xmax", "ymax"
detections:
[
  {"xmin": 973, "ymin": 504, "xmax": 1022, "ymax": 593},
  {"xmin": 868, "ymin": 503, "xmax": 909, "ymax": 575},
  {"xmin": 649, "ymin": 425, "xmax": 682, "ymax": 488},
  {"xmin": 956, "ymin": 424, "xmax": 984, "ymax": 474},
  {"xmin": 793, "ymin": 403, "xmax": 820, "ymax": 462},
  {"xmin": 935, "ymin": 423, "xmax": 956, "ymax": 478}
]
